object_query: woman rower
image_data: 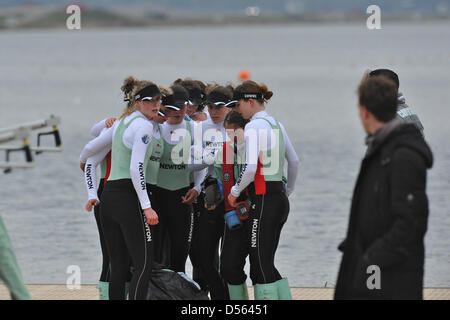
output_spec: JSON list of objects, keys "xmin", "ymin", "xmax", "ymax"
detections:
[
  {"xmin": 188, "ymin": 84, "xmax": 232, "ymax": 299},
  {"xmin": 227, "ymin": 80, "xmax": 299, "ymax": 300},
  {"xmin": 214, "ymin": 110, "xmax": 250, "ymax": 300},
  {"xmin": 155, "ymin": 84, "xmax": 206, "ymax": 274},
  {"xmin": 81, "ymin": 76, "xmax": 137, "ymax": 299},
  {"xmin": 79, "ymin": 81, "xmax": 162, "ymax": 299}
]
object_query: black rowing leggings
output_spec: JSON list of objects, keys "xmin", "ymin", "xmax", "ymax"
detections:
[
  {"xmin": 100, "ymin": 179, "xmax": 154, "ymax": 300},
  {"xmin": 188, "ymin": 192, "xmax": 207, "ymax": 290},
  {"xmin": 220, "ymin": 219, "xmax": 249, "ymax": 286},
  {"xmin": 247, "ymin": 182, "xmax": 290, "ymax": 284},
  {"xmin": 94, "ymin": 179, "xmax": 109, "ymax": 282},
  {"xmin": 153, "ymin": 186, "xmax": 193, "ymax": 273},
  {"xmin": 148, "ymin": 184, "xmax": 173, "ymax": 269},
  {"xmin": 196, "ymin": 195, "xmax": 228, "ymax": 300}
]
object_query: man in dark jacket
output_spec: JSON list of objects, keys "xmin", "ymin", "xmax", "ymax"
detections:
[
  {"xmin": 334, "ymin": 75, "xmax": 433, "ymax": 300},
  {"xmin": 369, "ymin": 68, "xmax": 425, "ymax": 136}
]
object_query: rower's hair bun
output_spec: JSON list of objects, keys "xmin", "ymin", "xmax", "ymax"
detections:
[
  {"xmin": 260, "ymin": 83, "xmax": 273, "ymax": 101},
  {"xmin": 121, "ymin": 76, "xmax": 138, "ymax": 95}
]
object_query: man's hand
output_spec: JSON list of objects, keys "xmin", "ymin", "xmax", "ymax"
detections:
[
  {"xmin": 143, "ymin": 207, "xmax": 159, "ymax": 226},
  {"xmin": 182, "ymin": 189, "xmax": 199, "ymax": 204},
  {"xmin": 80, "ymin": 162, "xmax": 86, "ymax": 172}
]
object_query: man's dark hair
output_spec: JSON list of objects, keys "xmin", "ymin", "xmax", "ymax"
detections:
[
  {"xmin": 358, "ymin": 76, "xmax": 398, "ymax": 122},
  {"xmin": 369, "ymin": 69, "xmax": 400, "ymax": 89}
]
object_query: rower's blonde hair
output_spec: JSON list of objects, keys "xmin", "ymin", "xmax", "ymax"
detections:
[
  {"xmin": 158, "ymin": 85, "xmax": 173, "ymax": 97},
  {"xmin": 119, "ymin": 76, "xmax": 158, "ymax": 119}
]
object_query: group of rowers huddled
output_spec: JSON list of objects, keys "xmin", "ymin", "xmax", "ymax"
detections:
[{"xmin": 79, "ymin": 77, "xmax": 299, "ymax": 300}]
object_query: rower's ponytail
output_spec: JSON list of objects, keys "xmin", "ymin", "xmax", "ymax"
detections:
[{"xmin": 121, "ymin": 76, "xmax": 138, "ymax": 108}]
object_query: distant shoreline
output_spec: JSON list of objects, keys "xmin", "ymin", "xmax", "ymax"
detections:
[
  {"xmin": 2, "ymin": 19, "xmax": 450, "ymax": 34},
  {"xmin": 1, "ymin": 6, "xmax": 449, "ymax": 31}
]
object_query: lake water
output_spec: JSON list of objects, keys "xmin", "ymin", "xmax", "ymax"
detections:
[{"xmin": 0, "ymin": 22, "xmax": 449, "ymax": 287}]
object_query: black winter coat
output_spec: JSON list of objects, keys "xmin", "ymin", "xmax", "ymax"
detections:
[{"xmin": 334, "ymin": 123, "xmax": 433, "ymax": 300}]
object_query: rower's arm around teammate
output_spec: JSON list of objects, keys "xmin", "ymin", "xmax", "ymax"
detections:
[{"xmin": 83, "ymin": 117, "xmax": 116, "ymax": 212}]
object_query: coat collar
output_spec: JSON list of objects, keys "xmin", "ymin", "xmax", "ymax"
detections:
[{"xmin": 364, "ymin": 117, "xmax": 403, "ymax": 158}]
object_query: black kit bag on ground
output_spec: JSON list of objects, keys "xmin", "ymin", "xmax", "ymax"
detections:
[{"xmin": 147, "ymin": 264, "xmax": 209, "ymax": 300}]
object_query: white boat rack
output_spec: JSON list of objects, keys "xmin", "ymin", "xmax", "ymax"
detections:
[
  {"xmin": 0, "ymin": 115, "xmax": 61, "ymax": 135},
  {"xmin": 0, "ymin": 115, "xmax": 62, "ymax": 173}
]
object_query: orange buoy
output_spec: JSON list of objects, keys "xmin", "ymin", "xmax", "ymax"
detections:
[{"xmin": 238, "ymin": 69, "xmax": 250, "ymax": 81}]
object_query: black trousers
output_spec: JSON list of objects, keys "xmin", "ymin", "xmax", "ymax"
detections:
[
  {"xmin": 246, "ymin": 182, "xmax": 290, "ymax": 284},
  {"xmin": 100, "ymin": 179, "xmax": 154, "ymax": 300},
  {"xmin": 94, "ymin": 178, "xmax": 109, "ymax": 282},
  {"xmin": 153, "ymin": 186, "xmax": 193, "ymax": 273},
  {"xmin": 196, "ymin": 196, "xmax": 228, "ymax": 300}
]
